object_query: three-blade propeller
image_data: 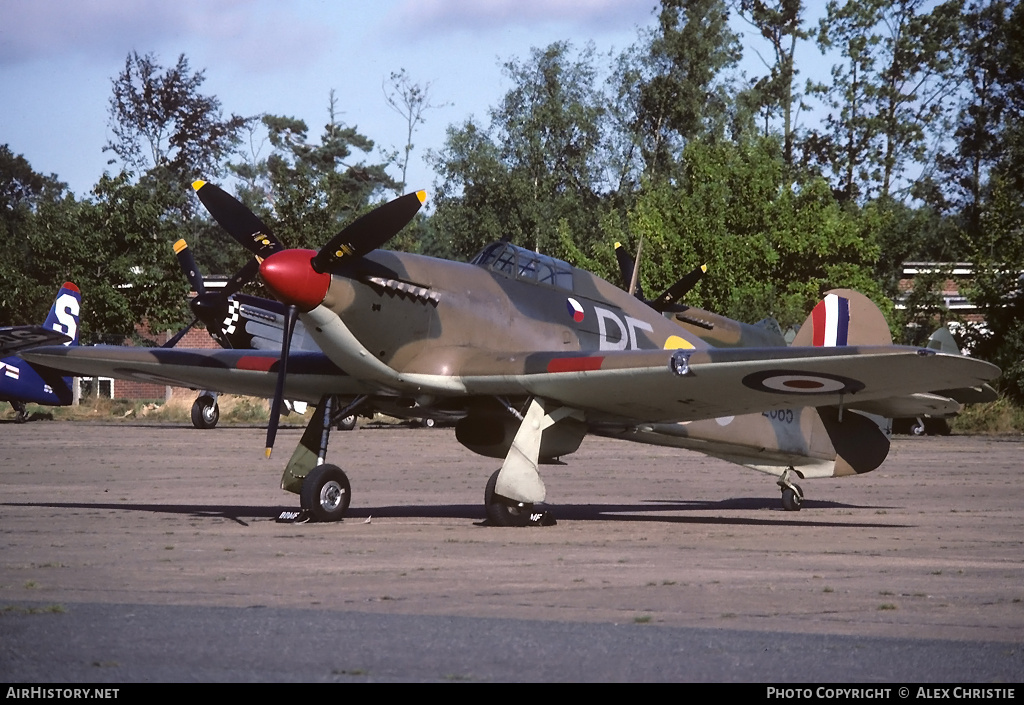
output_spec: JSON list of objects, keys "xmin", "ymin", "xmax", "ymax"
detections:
[{"xmin": 191, "ymin": 180, "xmax": 425, "ymax": 457}]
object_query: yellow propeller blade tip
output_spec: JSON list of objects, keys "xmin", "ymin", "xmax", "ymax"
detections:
[
  {"xmin": 192, "ymin": 180, "xmax": 206, "ymax": 191},
  {"xmin": 264, "ymin": 447, "xmax": 273, "ymax": 459},
  {"xmin": 701, "ymin": 264, "xmax": 708, "ymax": 273},
  {"xmin": 172, "ymin": 239, "xmax": 188, "ymax": 254},
  {"xmin": 416, "ymin": 190, "xmax": 427, "ymax": 204},
  {"xmin": 614, "ymin": 242, "xmax": 622, "ymax": 249}
]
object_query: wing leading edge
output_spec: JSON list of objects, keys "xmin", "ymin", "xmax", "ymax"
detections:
[
  {"xmin": 456, "ymin": 345, "xmax": 1000, "ymax": 423},
  {"xmin": 21, "ymin": 346, "xmax": 366, "ymax": 403}
]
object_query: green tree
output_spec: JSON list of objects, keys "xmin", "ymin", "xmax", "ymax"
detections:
[
  {"xmin": 105, "ymin": 52, "xmax": 246, "ymax": 191},
  {"xmin": 734, "ymin": 0, "xmax": 812, "ymax": 170},
  {"xmin": 603, "ymin": 138, "xmax": 883, "ymax": 328},
  {"xmin": 614, "ymin": 0, "xmax": 743, "ymax": 181},
  {"xmin": 382, "ymin": 69, "xmax": 450, "ymax": 195},
  {"xmin": 812, "ymin": 0, "xmax": 964, "ymax": 202},
  {"xmin": 430, "ymin": 43, "xmax": 607, "ymax": 262},
  {"xmin": 959, "ymin": 0, "xmax": 1024, "ymax": 401},
  {"xmin": 0, "ymin": 145, "xmax": 73, "ymax": 325},
  {"xmin": 258, "ymin": 96, "xmax": 397, "ymax": 250}
]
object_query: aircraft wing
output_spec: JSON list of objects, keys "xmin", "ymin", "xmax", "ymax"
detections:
[
  {"xmin": 0, "ymin": 326, "xmax": 71, "ymax": 357},
  {"xmin": 20, "ymin": 345, "xmax": 370, "ymax": 403},
  {"xmin": 459, "ymin": 345, "xmax": 1000, "ymax": 424}
]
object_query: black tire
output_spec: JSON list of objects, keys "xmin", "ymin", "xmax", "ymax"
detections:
[
  {"xmin": 421, "ymin": 417, "xmax": 436, "ymax": 428},
  {"xmin": 300, "ymin": 464, "xmax": 351, "ymax": 522},
  {"xmin": 336, "ymin": 414, "xmax": 357, "ymax": 431},
  {"xmin": 484, "ymin": 469, "xmax": 533, "ymax": 527},
  {"xmin": 191, "ymin": 395, "xmax": 219, "ymax": 429},
  {"xmin": 781, "ymin": 484, "xmax": 803, "ymax": 512}
]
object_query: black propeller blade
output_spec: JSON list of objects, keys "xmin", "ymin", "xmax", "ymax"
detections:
[
  {"xmin": 613, "ymin": 241, "xmax": 707, "ymax": 312},
  {"xmin": 221, "ymin": 258, "xmax": 261, "ymax": 298},
  {"xmin": 265, "ymin": 304, "xmax": 298, "ymax": 458},
  {"xmin": 173, "ymin": 238, "xmax": 206, "ymax": 296},
  {"xmin": 311, "ymin": 190, "xmax": 426, "ymax": 273},
  {"xmin": 614, "ymin": 242, "xmax": 646, "ymax": 300},
  {"xmin": 192, "ymin": 180, "xmax": 283, "ymax": 258},
  {"xmin": 650, "ymin": 264, "xmax": 708, "ymax": 313},
  {"xmin": 163, "ymin": 317, "xmax": 200, "ymax": 348}
]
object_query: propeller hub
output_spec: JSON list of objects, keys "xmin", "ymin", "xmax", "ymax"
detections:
[{"xmin": 260, "ymin": 249, "xmax": 331, "ymax": 312}]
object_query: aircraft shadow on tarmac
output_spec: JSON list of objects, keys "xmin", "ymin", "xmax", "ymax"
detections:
[{"xmin": 3, "ymin": 497, "xmax": 906, "ymax": 529}]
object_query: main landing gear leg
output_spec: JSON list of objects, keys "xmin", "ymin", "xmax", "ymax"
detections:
[
  {"xmin": 277, "ymin": 394, "xmax": 367, "ymax": 523},
  {"xmin": 12, "ymin": 401, "xmax": 29, "ymax": 423},
  {"xmin": 777, "ymin": 467, "xmax": 804, "ymax": 512},
  {"xmin": 484, "ymin": 398, "xmax": 577, "ymax": 527}
]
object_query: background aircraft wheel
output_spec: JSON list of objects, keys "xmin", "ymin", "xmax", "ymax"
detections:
[
  {"xmin": 336, "ymin": 414, "xmax": 357, "ymax": 431},
  {"xmin": 484, "ymin": 469, "xmax": 532, "ymax": 527},
  {"xmin": 300, "ymin": 464, "xmax": 351, "ymax": 522},
  {"xmin": 13, "ymin": 403, "xmax": 29, "ymax": 423},
  {"xmin": 421, "ymin": 417, "xmax": 435, "ymax": 428},
  {"xmin": 781, "ymin": 484, "xmax": 803, "ymax": 512},
  {"xmin": 191, "ymin": 395, "xmax": 219, "ymax": 429},
  {"xmin": 911, "ymin": 420, "xmax": 926, "ymax": 436}
]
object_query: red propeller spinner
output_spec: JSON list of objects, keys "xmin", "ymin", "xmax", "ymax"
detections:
[{"xmin": 259, "ymin": 249, "xmax": 331, "ymax": 312}]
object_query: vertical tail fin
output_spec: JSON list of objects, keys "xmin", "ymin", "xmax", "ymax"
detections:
[
  {"xmin": 43, "ymin": 282, "xmax": 81, "ymax": 403},
  {"xmin": 42, "ymin": 282, "xmax": 81, "ymax": 347},
  {"xmin": 791, "ymin": 289, "xmax": 892, "ymax": 347}
]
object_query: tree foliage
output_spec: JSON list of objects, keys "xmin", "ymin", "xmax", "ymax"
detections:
[{"xmin": 105, "ymin": 52, "xmax": 245, "ymax": 190}]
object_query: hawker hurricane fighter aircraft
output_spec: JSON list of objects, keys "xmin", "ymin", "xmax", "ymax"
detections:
[
  {"xmin": 2, "ymin": 282, "xmax": 81, "ymax": 422},
  {"xmin": 23, "ymin": 184, "xmax": 1000, "ymax": 523}
]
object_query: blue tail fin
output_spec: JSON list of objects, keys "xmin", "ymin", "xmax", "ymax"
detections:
[
  {"xmin": 43, "ymin": 282, "xmax": 81, "ymax": 347},
  {"xmin": 0, "ymin": 283, "xmax": 82, "ymax": 410}
]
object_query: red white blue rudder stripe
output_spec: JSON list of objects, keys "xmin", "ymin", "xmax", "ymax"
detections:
[{"xmin": 811, "ymin": 294, "xmax": 850, "ymax": 347}]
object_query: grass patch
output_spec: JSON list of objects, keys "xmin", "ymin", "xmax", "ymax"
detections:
[
  {"xmin": 2, "ymin": 604, "xmax": 65, "ymax": 615},
  {"xmin": 4, "ymin": 390, "xmax": 277, "ymax": 426},
  {"xmin": 951, "ymin": 397, "xmax": 1024, "ymax": 435}
]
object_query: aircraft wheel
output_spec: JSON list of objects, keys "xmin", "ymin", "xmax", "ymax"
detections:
[
  {"xmin": 421, "ymin": 417, "xmax": 436, "ymax": 428},
  {"xmin": 781, "ymin": 484, "xmax": 803, "ymax": 512},
  {"xmin": 191, "ymin": 395, "xmax": 219, "ymax": 429},
  {"xmin": 336, "ymin": 414, "xmax": 357, "ymax": 431},
  {"xmin": 13, "ymin": 403, "xmax": 29, "ymax": 423},
  {"xmin": 300, "ymin": 464, "xmax": 351, "ymax": 522},
  {"xmin": 911, "ymin": 420, "xmax": 926, "ymax": 436},
  {"xmin": 484, "ymin": 469, "xmax": 533, "ymax": 527}
]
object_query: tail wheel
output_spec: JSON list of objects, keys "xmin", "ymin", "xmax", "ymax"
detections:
[
  {"xmin": 484, "ymin": 469, "xmax": 533, "ymax": 527},
  {"xmin": 781, "ymin": 484, "xmax": 804, "ymax": 512},
  {"xmin": 300, "ymin": 464, "xmax": 351, "ymax": 522}
]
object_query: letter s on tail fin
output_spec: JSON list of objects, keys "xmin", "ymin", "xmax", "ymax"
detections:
[
  {"xmin": 43, "ymin": 282, "xmax": 81, "ymax": 347},
  {"xmin": 791, "ymin": 289, "xmax": 892, "ymax": 347}
]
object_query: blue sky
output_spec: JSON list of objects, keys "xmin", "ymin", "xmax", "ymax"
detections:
[
  {"xmin": 1, "ymin": 0, "xmax": 662, "ymax": 200},
  {"xmin": 2, "ymin": 1, "xmax": 839, "ymax": 205}
]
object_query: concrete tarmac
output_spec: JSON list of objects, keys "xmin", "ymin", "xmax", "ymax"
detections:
[{"xmin": 1, "ymin": 421, "xmax": 1022, "ymax": 682}]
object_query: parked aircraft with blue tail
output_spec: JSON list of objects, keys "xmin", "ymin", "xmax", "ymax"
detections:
[{"xmin": 1, "ymin": 282, "xmax": 81, "ymax": 422}]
